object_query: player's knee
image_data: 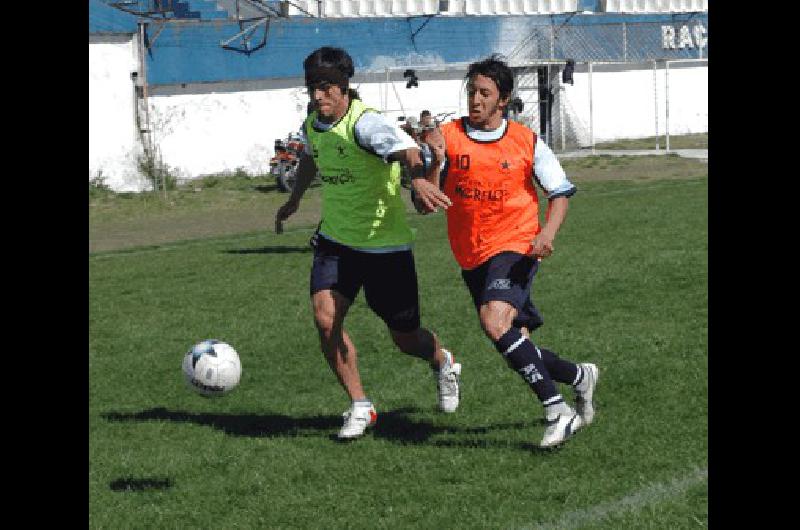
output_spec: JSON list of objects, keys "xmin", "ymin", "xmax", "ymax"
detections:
[
  {"xmin": 389, "ymin": 327, "xmax": 419, "ymax": 349},
  {"xmin": 479, "ymin": 307, "xmax": 515, "ymax": 342},
  {"xmin": 480, "ymin": 319, "xmax": 508, "ymax": 342},
  {"xmin": 313, "ymin": 308, "xmax": 336, "ymax": 337},
  {"xmin": 391, "ymin": 327, "xmax": 434, "ymax": 360},
  {"xmin": 383, "ymin": 307, "xmax": 420, "ymax": 338}
]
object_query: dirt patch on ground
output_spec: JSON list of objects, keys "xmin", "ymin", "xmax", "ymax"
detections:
[
  {"xmin": 90, "ymin": 207, "xmax": 277, "ymax": 253},
  {"xmin": 90, "ymin": 187, "xmax": 324, "ymax": 254},
  {"xmin": 90, "ymin": 155, "xmax": 707, "ymax": 254},
  {"xmin": 562, "ymin": 155, "xmax": 708, "ymax": 183}
]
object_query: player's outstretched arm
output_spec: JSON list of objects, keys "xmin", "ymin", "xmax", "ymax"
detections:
[
  {"xmin": 530, "ymin": 137, "xmax": 576, "ymax": 257},
  {"xmin": 391, "ymin": 146, "xmax": 451, "ymax": 214},
  {"xmin": 275, "ymin": 153, "xmax": 318, "ymax": 234},
  {"xmin": 531, "ymin": 196, "xmax": 569, "ymax": 258}
]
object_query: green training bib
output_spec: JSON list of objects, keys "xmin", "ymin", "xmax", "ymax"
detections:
[{"xmin": 304, "ymin": 99, "xmax": 414, "ymax": 248}]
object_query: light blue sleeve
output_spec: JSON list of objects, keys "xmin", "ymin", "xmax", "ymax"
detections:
[
  {"xmin": 300, "ymin": 121, "xmax": 314, "ymax": 156},
  {"xmin": 354, "ymin": 112, "xmax": 419, "ymax": 161},
  {"xmin": 419, "ymin": 142, "xmax": 433, "ymax": 170},
  {"xmin": 533, "ymin": 137, "xmax": 577, "ymax": 199}
]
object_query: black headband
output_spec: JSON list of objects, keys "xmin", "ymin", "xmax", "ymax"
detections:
[{"xmin": 304, "ymin": 66, "xmax": 350, "ymax": 90}]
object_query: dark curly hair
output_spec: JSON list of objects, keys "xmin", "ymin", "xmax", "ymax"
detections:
[
  {"xmin": 303, "ymin": 47, "xmax": 355, "ymax": 94},
  {"xmin": 465, "ymin": 54, "xmax": 514, "ymax": 100}
]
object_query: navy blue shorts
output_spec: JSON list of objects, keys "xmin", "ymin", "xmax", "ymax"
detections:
[
  {"xmin": 461, "ymin": 251, "xmax": 545, "ymax": 332},
  {"xmin": 309, "ymin": 233, "xmax": 421, "ymax": 332}
]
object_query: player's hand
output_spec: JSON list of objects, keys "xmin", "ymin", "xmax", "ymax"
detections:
[
  {"xmin": 275, "ymin": 199, "xmax": 299, "ymax": 234},
  {"xmin": 411, "ymin": 178, "xmax": 451, "ymax": 213},
  {"xmin": 530, "ymin": 232, "xmax": 555, "ymax": 259},
  {"xmin": 411, "ymin": 188, "xmax": 431, "ymax": 215}
]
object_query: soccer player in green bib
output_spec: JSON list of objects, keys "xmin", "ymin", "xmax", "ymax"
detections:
[{"xmin": 275, "ymin": 47, "xmax": 461, "ymax": 440}]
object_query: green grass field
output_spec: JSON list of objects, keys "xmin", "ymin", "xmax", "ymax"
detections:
[
  {"xmin": 89, "ymin": 166, "xmax": 708, "ymax": 528},
  {"xmin": 593, "ymin": 133, "xmax": 708, "ymax": 150}
]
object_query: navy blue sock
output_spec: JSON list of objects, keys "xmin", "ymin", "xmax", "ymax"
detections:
[
  {"xmin": 494, "ymin": 328, "xmax": 563, "ymax": 407},
  {"xmin": 537, "ymin": 347, "xmax": 580, "ymax": 386}
]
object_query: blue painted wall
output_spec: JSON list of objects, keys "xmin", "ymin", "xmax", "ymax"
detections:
[
  {"xmin": 142, "ymin": 12, "xmax": 707, "ymax": 85},
  {"xmin": 89, "ymin": 0, "xmax": 139, "ymax": 33},
  {"xmin": 89, "ymin": 2, "xmax": 707, "ymax": 85}
]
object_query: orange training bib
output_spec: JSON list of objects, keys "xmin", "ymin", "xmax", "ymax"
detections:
[{"xmin": 440, "ymin": 118, "xmax": 540, "ymax": 270}]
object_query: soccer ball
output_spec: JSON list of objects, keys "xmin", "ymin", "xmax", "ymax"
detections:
[{"xmin": 182, "ymin": 340, "xmax": 242, "ymax": 397}]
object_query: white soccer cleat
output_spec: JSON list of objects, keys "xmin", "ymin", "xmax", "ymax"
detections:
[
  {"xmin": 337, "ymin": 402, "xmax": 377, "ymax": 440},
  {"xmin": 575, "ymin": 363, "xmax": 599, "ymax": 426},
  {"xmin": 436, "ymin": 350, "xmax": 462, "ymax": 413},
  {"xmin": 540, "ymin": 407, "xmax": 583, "ymax": 448}
]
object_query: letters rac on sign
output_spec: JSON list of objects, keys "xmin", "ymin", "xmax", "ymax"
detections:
[{"xmin": 661, "ymin": 23, "xmax": 707, "ymax": 50}]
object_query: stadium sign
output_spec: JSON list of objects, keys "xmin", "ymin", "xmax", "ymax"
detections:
[{"xmin": 662, "ymin": 23, "xmax": 707, "ymax": 50}]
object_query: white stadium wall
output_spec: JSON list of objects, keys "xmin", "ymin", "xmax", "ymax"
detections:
[
  {"xmin": 90, "ymin": 3, "xmax": 708, "ymax": 191},
  {"xmin": 147, "ymin": 84, "xmax": 305, "ymax": 181},
  {"xmin": 90, "ymin": 53, "xmax": 707, "ymax": 190},
  {"xmin": 142, "ymin": 63, "xmax": 706, "ymax": 183},
  {"xmin": 562, "ymin": 62, "xmax": 708, "ymax": 146},
  {"xmin": 89, "ymin": 35, "xmax": 149, "ymax": 192},
  {"xmin": 146, "ymin": 69, "xmax": 470, "ymax": 182},
  {"xmin": 351, "ymin": 70, "xmax": 467, "ymax": 123}
]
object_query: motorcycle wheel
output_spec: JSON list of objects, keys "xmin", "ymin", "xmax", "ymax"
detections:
[{"xmin": 276, "ymin": 163, "xmax": 298, "ymax": 193}]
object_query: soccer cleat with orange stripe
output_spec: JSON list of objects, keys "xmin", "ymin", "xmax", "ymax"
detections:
[{"xmin": 338, "ymin": 402, "xmax": 377, "ymax": 439}]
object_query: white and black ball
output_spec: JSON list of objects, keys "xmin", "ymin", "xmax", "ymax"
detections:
[{"xmin": 182, "ymin": 340, "xmax": 241, "ymax": 397}]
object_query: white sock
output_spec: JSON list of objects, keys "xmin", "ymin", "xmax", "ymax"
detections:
[
  {"xmin": 442, "ymin": 349, "xmax": 452, "ymax": 367},
  {"xmin": 435, "ymin": 349, "xmax": 453, "ymax": 372}
]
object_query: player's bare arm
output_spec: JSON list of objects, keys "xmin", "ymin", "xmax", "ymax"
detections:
[
  {"xmin": 389, "ymin": 147, "xmax": 451, "ymax": 213},
  {"xmin": 275, "ymin": 152, "xmax": 318, "ymax": 234},
  {"xmin": 531, "ymin": 196, "xmax": 569, "ymax": 258}
]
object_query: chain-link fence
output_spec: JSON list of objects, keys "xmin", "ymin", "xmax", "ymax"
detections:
[
  {"xmin": 509, "ymin": 58, "xmax": 707, "ymax": 152},
  {"xmin": 506, "ymin": 20, "xmax": 708, "ymax": 64},
  {"xmin": 503, "ymin": 20, "xmax": 707, "ymax": 151}
]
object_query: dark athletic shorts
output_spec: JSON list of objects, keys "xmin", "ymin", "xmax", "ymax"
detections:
[
  {"xmin": 309, "ymin": 233, "xmax": 421, "ymax": 332},
  {"xmin": 461, "ymin": 251, "xmax": 545, "ymax": 332}
]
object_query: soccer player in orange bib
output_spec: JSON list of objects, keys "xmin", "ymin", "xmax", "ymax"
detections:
[{"xmin": 418, "ymin": 55, "xmax": 599, "ymax": 448}]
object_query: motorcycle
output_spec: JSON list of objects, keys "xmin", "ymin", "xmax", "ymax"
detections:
[
  {"xmin": 397, "ymin": 111, "xmax": 456, "ymax": 189},
  {"xmin": 269, "ymin": 132, "xmax": 306, "ymax": 193}
]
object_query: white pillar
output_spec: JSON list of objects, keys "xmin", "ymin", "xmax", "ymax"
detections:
[
  {"xmin": 665, "ymin": 60, "xmax": 670, "ymax": 152},
  {"xmin": 653, "ymin": 60, "xmax": 659, "ymax": 151},
  {"xmin": 588, "ymin": 61, "xmax": 594, "ymax": 153}
]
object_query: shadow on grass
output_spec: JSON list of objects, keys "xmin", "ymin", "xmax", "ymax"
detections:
[
  {"xmin": 366, "ymin": 409, "xmax": 550, "ymax": 453},
  {"xmin": 253, "ymin": 184, "xmax": 280, "ymax": 193},
  {"xmin": 103, "ymin": 407, "xmax": 339, "ymax": 437},
  {"xmin": 109, "ymin": 477, "xmax": 173, "ymax": 492},
  {"xmin": 224, "ymin": 245, "xmax": 311, "ymax": 255},
  {"xmin": 102, "ymin": 406, "xmax": 551, "ymax": 452},
  {"xmin": 253, "ymin": 182, "xmax": 321, "ymax": 194}
]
